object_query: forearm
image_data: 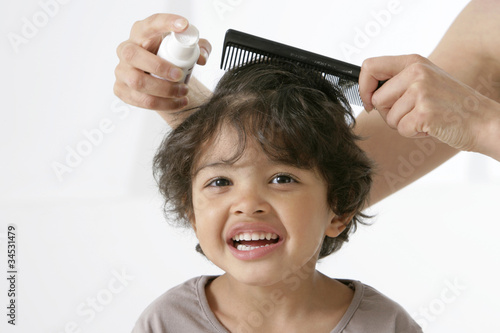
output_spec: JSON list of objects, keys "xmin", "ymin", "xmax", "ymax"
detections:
[
  {"xmin": 428, "ymin": 0, "xmax": 500, "ymax": 103},
  {"xmin": 355, "ymin": 111, "xmax": 457, "ymax": 205},
  {"xmin": 156, "ymin": 76, "xmax": 212, "ymax": 127}
]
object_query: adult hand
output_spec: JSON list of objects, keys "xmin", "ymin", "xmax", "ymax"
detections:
[
  {"xmin": 114, "ymin": 14, "xmax": 212, "ymax": 111},
  {"xmin": 359, "ymin": 54, "xmax": 500, "ymax": 158}
]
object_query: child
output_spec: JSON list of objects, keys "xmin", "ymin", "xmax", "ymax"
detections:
[{"xmin": 132, "ymin": 61, "xmax": 422, "ymax": 332}]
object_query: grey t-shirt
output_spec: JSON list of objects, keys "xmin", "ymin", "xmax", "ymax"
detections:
[{"xmin": 132, "ymin": 275, "xmax": 422, "ymax": 333}]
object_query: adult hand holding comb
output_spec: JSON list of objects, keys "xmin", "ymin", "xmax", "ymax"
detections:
[
  {"xmin": 358, "ymin": 0, "xmax": 500, "ymax": 162},
  {"xmin": 359, "ymin": 54, "xmax": 500, "ymax": 160}
]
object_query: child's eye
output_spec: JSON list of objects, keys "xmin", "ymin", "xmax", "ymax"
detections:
[
  {"xmin": 270, "ymin": 174, "xmax": 296, "ymax": 184},
  {"xmin": 207, "ymin": 178, "xmax": 232, "ymax": 187}
]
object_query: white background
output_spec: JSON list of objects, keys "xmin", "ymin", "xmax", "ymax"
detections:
[{"xmin": 1, "ymin": 0, "xmax": 500, "ymax": 332}]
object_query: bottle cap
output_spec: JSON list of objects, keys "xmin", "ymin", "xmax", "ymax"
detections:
[{"xmin": 167, "ymin": 25, "xmax": 200, "ymax": 59}]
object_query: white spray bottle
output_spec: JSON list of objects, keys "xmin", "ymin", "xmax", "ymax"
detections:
[{"xmin": 154, "ymin": 24, "xmax": 200, "ymax": 84}]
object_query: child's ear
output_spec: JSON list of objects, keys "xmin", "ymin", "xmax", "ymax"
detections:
[
  {"xmin": 187, "ymin": 211, "xmax": 197, "ymax": 233},
  {"xmin": 325, "ymin": 213, "xmax": 354, "ymax": 238}
]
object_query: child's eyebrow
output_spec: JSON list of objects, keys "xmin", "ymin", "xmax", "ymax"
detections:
[
  {"xmin": 193, "ymin": 159, "xmax": 304, "ymax": 177},
  {"xmin": 192, "ymin": 162, "xmax": 231, "ymax": 176}
]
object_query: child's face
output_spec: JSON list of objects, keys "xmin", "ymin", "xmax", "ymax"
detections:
[{"xmin": 190, "ymin": 125, "xmax": 347, "ymax": 287}]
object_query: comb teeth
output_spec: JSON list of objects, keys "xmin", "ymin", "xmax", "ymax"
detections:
[
  {"xmin": 222, "ymin": 44, "xmax": 272, "ymax": 71},
  {"xmin": 220, "ymin": 29, "xmax": 368, "ymax": 107}
]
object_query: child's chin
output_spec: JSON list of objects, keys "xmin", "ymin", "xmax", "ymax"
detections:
[{"xmin": 229, "ymin": 271, "xmax": 284, "ymax": 288}]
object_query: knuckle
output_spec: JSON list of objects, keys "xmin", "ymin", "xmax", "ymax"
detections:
[
  {"xmin": 131, "ymin": 19, "xmax": 143, "ymax": 33},
  {"xmin": 385, "ymin": 112, "xmax": 398, "ymax": 129},
  {"xmin": 116, "ymin": 41, "xmax": 126, "ymax": 57},
  {"xmin": 140, "ymin": 14, "xmax": 162, "ymax": 34},
  {"xmin": 125, "ymin": 71, "xmax": 145, "ymax": 90},
  {"xmin": 361, "ymin": 58, "xmax": 375, "ymax": 72},
  {"xmin": 407, "ymin": 54, "xmax": 426, "ymax": 64},
  {"xmin": 171, "ymin": 98, "xmax": 187, "ymax": 110},
  {"xmin": 164, "ymin": 83, "xmax": 177, "ymax": 97},
  {"xmin": 411, "ymin": 105, "xmax": 433, "ymax": 130},
  {"xmin": 140, "ymin": 94, "xmax": 159, "ymax": 110},
  {"xmin": 145, "ymin": 13, "xmax": 160, "ymax": 25},
  {"xmin": 407, "ymin": 62, "xmax": 432, "ymax": 82},
  {"xmin": 407, "ymin": 79, "xmax": 425, "ymax": 93},
  {"xmin": 414, "ymin": 109, "xmax": 429, "ymax": 124},
  {"xmin": 113, "ymin": 83, "xmax": 121, "ymax": 98},
  {"xmin": 120, "ymin": 43, "xmax": 138, "ymax": 63},
  {"xmin": 411, "ymin": 112, "xmax": 431, "ymax": 135},
  {"xmin": 114, "ymin": 64, "xmax": 123, "ymax": 79},
  {"xmin": 154, "ymin": 61, "xmax": 169, "ymax": 78},
  {"xmin": 407, "ymin": 78, "xmax": 433, "ymax": 101}
]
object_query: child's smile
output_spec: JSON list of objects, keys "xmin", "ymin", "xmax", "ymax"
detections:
[{"xmin": 226, "ymin": 221, "xmax": 284, "ymax": 260}]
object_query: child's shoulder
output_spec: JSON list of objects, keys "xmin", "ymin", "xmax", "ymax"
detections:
[
  {"xmin": 146, "ymin": 275, "xmax": 211, "ymax": 308},
  {"xmin": 336, "ymin": 279, "xmax": 422, "ymax": 333},
  {"xmin": 131, "ymin": 275, "xmax": 224, "ymax": 333}
]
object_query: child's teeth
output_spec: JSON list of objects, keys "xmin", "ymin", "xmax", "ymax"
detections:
[
  {"xmin": 232, "ymin": 232, "xmax": 279, "ymax": 241},
  {"xmin": 236, "ymin": 244, "xmax": 271, "ymax": 251}
]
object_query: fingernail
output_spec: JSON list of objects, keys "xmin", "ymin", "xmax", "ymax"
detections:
[
  {"xmin": 174, "ymin": 18, "xmax": 188, "ymax": 30},
  {"xmin": 178, "ymin": 97, "xmax": 189, "ymax": 108},
  {"xmin": 169, "ymin": 67, "xmax": 184, "ymax": 81},
  {"xmin": 176, "ymin": 84, "xmax": 189, "ymax": 97}
]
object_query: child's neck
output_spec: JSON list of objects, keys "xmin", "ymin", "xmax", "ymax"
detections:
[{"xmin": 206, "ymin": 269, "xmax": 353, "ymax": 333}]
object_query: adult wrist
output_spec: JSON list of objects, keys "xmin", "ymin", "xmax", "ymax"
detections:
[{"xmin": 474, "ymin": 97, "xmax": 500, "ymax": 161}]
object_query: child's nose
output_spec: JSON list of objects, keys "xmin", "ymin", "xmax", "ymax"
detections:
[{"xmin": 231, "ymin": 186, "xmax": 271, "ymax": 216}]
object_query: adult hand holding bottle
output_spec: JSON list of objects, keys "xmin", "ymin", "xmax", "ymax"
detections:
[{"xmin": 113, "ymin": 14, "xmax": 212, "ymax": 126}]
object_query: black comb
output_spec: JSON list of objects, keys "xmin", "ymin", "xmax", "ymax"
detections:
[{"xmin": 221, "ymin": 29, "xmax": 370, "ymax": 107}]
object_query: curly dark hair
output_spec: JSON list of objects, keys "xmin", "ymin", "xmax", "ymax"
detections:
[{"xmin": 153, "ymin": 61, "xmax": 373, "ymax": 259}]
